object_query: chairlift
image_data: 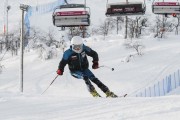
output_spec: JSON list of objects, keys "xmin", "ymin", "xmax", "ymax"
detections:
[
  {"xmin": 105, "ymin": 0, "xmax": 146, "ymax": 17},
  {"xmin": 152, "ymin": 1, "xmax": 180, "ymax": 15},
  {"xmin": 52, "ymin": 3, "xmax": 90, "ymax": 28}
]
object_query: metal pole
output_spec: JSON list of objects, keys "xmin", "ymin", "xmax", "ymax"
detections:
[
  {"xmin": 19, "ymin": 4, "xmax": 29, "ymax": 93},
  {"xmin": 41, "ymin": 75, "xmax": 59, "ymax": 95},
  {"xmin": 124, "ymin": 0, "xmax": 128, "ymax": 39},
  {"xmin": 20, "ymin": 9, "xmax": 24, "ymax": 93},
  {"xmin": 117, "ymin": 17, "xmax": 119, "ymax": 34},
  {"xmin": 84, "ymin": 0, "xmax": 87, "ymax": 11},
  {"xmin": 6, "ymin": 5, "xmax": 11, "ymax": 50},
  {"xmin": 3, "ymin": 1, "xmax": 6, "ymax": 35},
  {"xmin": 162, "ymin": 0, "xmax": 165, "ymax": 38},
  {"xmin": 6, "ymin": 7, "xmax": 8, "ymax": 48},
  {"xmin": 5, "ymin": 0, "xmax": 10, "ymax": 50}
]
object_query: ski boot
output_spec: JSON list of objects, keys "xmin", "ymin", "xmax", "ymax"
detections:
[
  {"xmin": 105, "ymin": 90, "xmax": 118, "ymax": 98},
  {"xmin": 90, "ymin": 89, "xmax": 101, "ymax": 97}
]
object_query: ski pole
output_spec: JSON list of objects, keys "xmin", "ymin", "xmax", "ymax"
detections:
[
  {"xmin": 99, "ymin": 65, "xmax": 114, "ymax": 71},
  {"xmin": 41, "ymin": 75, "xmax": 59, "ymax": 95}
]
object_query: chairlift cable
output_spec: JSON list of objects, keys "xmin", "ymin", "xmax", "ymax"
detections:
[
  {"xmin": 106, "ymin": 0, "xmax": 108, "ymax": 9},
  {"xmin": 85, "ymin": 0, "xmax": 86, "ymax": 7},
  {"xmin": 84, "ymin": 0, "xmax": 86, "ymax": 11},
  {"xmin": 143, "ymin": 0, "xmax": 146, "ymax": 12},
  {"xmin": 64, "ymin": 0, "xmax": 68, "ymax": 5}
]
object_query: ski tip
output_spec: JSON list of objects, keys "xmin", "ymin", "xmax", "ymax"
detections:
[
  {"xmin": 124, "ymin": 94, "xmax": 127, "ymax": 97},
  {"xmin": 118, "ymin": 94, "xmax": 127, "ymax": 98}
]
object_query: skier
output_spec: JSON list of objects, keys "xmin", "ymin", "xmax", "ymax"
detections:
[{"xmin": 56, "ymin": 36, "xmax": 117, "ymax": 98}]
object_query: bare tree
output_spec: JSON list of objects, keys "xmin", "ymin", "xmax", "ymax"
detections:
[
  {"xmin": 0, "ymin": 37, "xmax": 5, "ymax": 54},
  {"xmin": 128, "ymin": 18, "xmax": 136, "ymax": 39},
  {"xmin": 24, "ymin": 27, "xmax": 48, "ymax": 50},
  {"xmin": 58, "ymin": 35, "xmax": 67, "ymax": 52},
  {"xmin": 68, "ymin": 27, "xmax": 81, "ymax": 39},
  {"xmin": 173, "ymin": 16, "xmax": 180, "ymax": 35},
  {"xmin": 128, "ymin": 17, "xmax": 148, "ymax": 39},
  {"xmin": 36, "ymin": 43, "xmax": 57, "ymax": 60},
  {"xmin": 8, "ymin": 34, "xmax": 18, "ymax": 56},
  {"xmin": 98, "ymin": 18, "xmax": 115, "ymax": 39},
  {"xmin": 151, "ymin": 16, "xmax": 175, "ymax": 38},
  {"xmin": 160, "ymin": 16, "xmax": 167, "ymax": 38},
  {"xmin": 91, "ymin": 27, "xmax": 99, "ymax": 36},
  {"xmin": 138, "ymin": 18, "xmax": 148, "ymax": 35},
  {"xmin": 116, "ymin": 17, "xmax": 124, "ymax": 34},
  {"xmin": 124, "ymin": 40, "xmax": 145, "ymax": 56},
  {"xmin": 28, "ymin": 27, "xmax": 42, "ymax": 45},
  {"xmin": 6, "ymin": 27, "xmax": 21, "ymax": 56},
  {"xmin": 45, "ymin": 28, "xmax": 57, "ymax": 47},
  {"xmin": 26, "ymin": 27, "xmax": 57, "ymax": 49},
  {"xmin": 0, "ymin": 64, "xmax": 5, "ymax": 74},
  {"xmin": 132, "ymin": 41, "xmax": 144, "ymax": 55},
  {"xmin": 67, "ymin": 26, "xmax": 89, "ymax": 40}
]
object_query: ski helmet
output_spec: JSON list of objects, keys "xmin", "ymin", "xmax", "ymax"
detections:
[{"xmin": 71, "ymin": 36, "xmax": 83, "ymax": 53}]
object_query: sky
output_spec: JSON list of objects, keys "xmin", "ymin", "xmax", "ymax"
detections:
[{"xmin": 1, "ymin": 0, "xmax": 180, "ymax": 120}]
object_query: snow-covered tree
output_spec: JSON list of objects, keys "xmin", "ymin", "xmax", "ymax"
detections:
[{"xmin": 98, "ymin": 18, "xmax": 115, "ymax": 39}]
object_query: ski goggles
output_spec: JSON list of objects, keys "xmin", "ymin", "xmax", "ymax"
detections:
[{"xmin": 72, "ymin": 44, "xmax": 83, "ymax": 50}]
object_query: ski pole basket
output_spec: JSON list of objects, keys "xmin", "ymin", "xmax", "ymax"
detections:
[
  {"xmin": 52, "ymin": 4, "xmax": 90, "ymax": 28},
  {"xmin": 105, "ymin": 2, "xmax": 146, "ymax": 16},
  {"xmin": 152, "ymin": 2, "xmax": 180, "ymax": 15}
]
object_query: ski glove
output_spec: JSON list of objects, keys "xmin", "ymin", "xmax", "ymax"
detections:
[
  {"xmin": 57, "ymin": 69, "xmax": 63, "ymax": 75},
  {"xmin": 92, "ymin": 61, "xmax": 99, "ymax": 69}
]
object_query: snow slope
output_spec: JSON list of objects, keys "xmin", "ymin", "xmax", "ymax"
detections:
[
  {"xmin": 1, "ymin": 34, "xmax": 180, "ymax": 120},
  {"xmin": 1, "ymin": 94, "xmax": 180, "ymax": 120},
  {"xmin": 1, "ymin": 0, "xmax": 180, "ymax": 120}
]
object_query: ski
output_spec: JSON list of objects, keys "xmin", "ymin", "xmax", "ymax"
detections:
[
  {"xmin": 118, "ymin": 94, "xmax": 127, "ymax": 98},
  {"xmin": 99, "ymin": 94, "xmax": 127, "ymax": 98},
  {"xmin": 108, "ymin": 94, "xmax": 127, "ymax": 98}
]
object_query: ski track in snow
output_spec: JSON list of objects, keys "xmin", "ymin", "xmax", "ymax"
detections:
[
  {"xmin": 132, "ymin": 52, "xmax": 180, "ymax": 96},
  {"xmin": 0, "ymin": 96, "xmax": 180, "ymax": 120}
]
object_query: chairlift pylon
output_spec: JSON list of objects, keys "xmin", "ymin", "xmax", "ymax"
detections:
[
  {"xmin": 105, "ymin": 0, "xmax": 146, "ymax": 17},
  {"xmin": 152, "ymin": 1, "xmax": 180, "ymax": 16},
  {"xmin": 52, "ymin": 3, "xmax": 90, "ymax": 28}
]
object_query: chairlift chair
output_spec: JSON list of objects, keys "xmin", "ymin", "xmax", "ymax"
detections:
[
  {"xmin": 52, "ymin": 4, "xmax": 90, "ymax": 28},
  {"xmin": 152, "ymin": 2, "xmax": 180, "ymax": 15},
  {"xmin": 105, "ymin": 1, "xmax": 146, "ymax": 17}
]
